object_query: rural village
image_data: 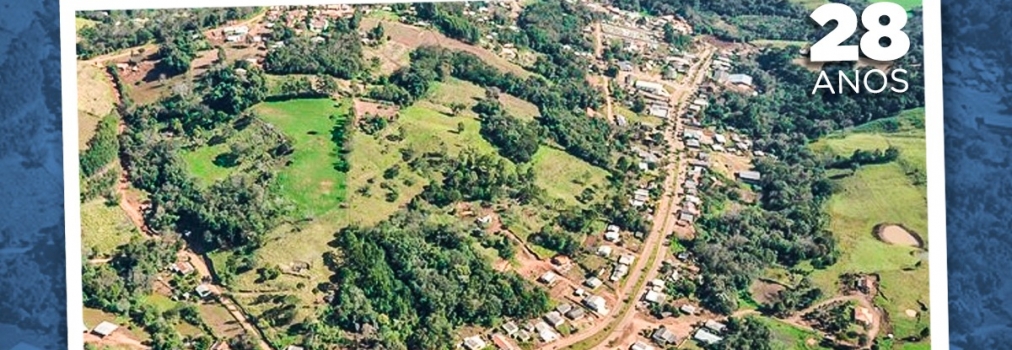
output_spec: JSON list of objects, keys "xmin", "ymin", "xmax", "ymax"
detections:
[{"xmin": 76, "ymin": 1, "xmax": 930, "ymax": 350}]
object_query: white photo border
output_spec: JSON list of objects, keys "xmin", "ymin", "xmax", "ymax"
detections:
[{"xmin": 60, "ymin": 0, "xmax": 948, "ymax": 348}]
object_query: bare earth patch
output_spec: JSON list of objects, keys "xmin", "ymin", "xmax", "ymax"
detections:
[
  {"xmin": 905, "ymin": 309, "xmax": 918, "ymax": 318},
  {"xmin": 353, "ymin": 98, "xmax": 400, "ymax": 121},
  {"xmin": 750, "ymin": 280, "xmax": 786, "ymax": 304},
  {"xmin": 874, "ymin": 223, "xmax": 923, "ymax": 248}
]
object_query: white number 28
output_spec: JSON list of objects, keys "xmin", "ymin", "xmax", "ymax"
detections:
[{"xmin": 809, "ymin": 2, "xmax": 910, "ymax": 62}]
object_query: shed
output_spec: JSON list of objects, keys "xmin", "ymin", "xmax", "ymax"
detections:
[{"xmin": 92, "ymin": 321, "xmax": 118, "ymax": 337}]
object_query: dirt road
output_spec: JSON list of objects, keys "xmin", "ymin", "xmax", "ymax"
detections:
[{"xmin": 543, "ymin": 46, "xmax": 715, "ymax": 350}]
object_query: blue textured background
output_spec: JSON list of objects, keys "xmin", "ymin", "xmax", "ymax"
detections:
[
  {"xmin": 941, "ymin": 0, "xmax": 1012, "ymax": 349},
  {"xmin": 0, "ymin": 0, "xmax": 67, "ymax": 349}
]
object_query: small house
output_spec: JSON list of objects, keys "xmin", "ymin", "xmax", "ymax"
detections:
[
  {"xmin": 91, "ymin": 321, "xmax": 118, "ymax": 338},
  {"xmin": 502, "ymin": 321, "xmax": 520, "ymax": 336},
  {"xmin": 491, "ymin": 333, "xmax": 519, "ymax": 350},
  {"xmin": 539, "ymin": 271, "xmax": 558, "ymax": 284},
  {"xmin": 195, "ymin": 284, "xmax": 213, "ymax": 299},
  {"xmin": 634, "ymin": 80, "xmax": 667, "ymax": 95},
  {"xmin": 630, "ymin": 341, "xmax": 654, "ymax": 350},
  {"xmin": 737, "ymin": 170, "xmax": 762, "ymax": 184},
  {"xmin": 714, "ymin": 134, "xmax": 726, "ymax": 144},
  {"xmin": 680, "ymin": 304, "xmax": 697, "ymax": 315},
  {"xmin": 651, "ymin": 326, "xmax": 679, "ymax": 345},
  {"xmin": 597, "ymin": 245, "xmax": 613, "ymax": 257},
  {"xmin": 515, "ymin": 330, "xmax": 532, "ymax": 342},
  {"xmin": 584, "ymin": 295, "xmax": 609, "ymax": 314},
  {"xmin": 463, "ymin": 335, "xmax": 486, "ymax": 350},
  {"xmin": 544, "ymin": 311, "xmax": 565, "ymax": 327},
  {"xmin": 565, "ymin": 307, "xmax": 586, "ymax": 320},
  {"xmin": 619, "ymin": 254, "xmax": 635, "ymax": 266},
  {"xmin": 605, "ymin": 231, "xmax": 620, "ymax": 242},
  {"xmin": 618, "ymin": 61, "xmax": 634, "ymax": 71},
  {"xmin": 643, "ymin": 290, "xmax": 665, "ymax": 304},
  {"xmin": 704, "ymin": 320, "xmax": 727, "ymax": 333},
  {"xmin": 556, "ymin": 303, "xmax": 573, "ymax": 314},
  {"xmin": 728, "ymin": 74, "xmax": 753, "ymax": 87},
  {"xmin": 694, "ymin": 329, "xmax": 723, "ymax": 345},
  {"xmin": 585, "ymin": 277, "xmax": 603, "ymax": 289},
  {"xmin": 170, "ymin": 261, "xmax": 195, "ymax": 275},
  {"xmin": 686, "ymin": 139, "xmax": 700, "ymax": 148}
]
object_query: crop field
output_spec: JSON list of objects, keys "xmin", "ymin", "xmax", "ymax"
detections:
[{"xmin": 809, "ymin": 108, "xmax": 929, "ymax": 346}]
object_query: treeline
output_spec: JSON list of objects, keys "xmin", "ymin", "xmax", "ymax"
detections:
[
  {"xmin": 76, "ymin": 8, "xmax": 261, "ymax": 59},
  {"xmin": 262, "ymin": 14, "xmax": 367, "ymax": 79},
  {"xmin": 827, "ymin": 146, "xmax": 900, "ymax": 170},
  {"xmin": 610, "ymin": 0, "xmax": 812, "ymax": 42},
  {"xmin": 323, "ymin": 210, "xmax": 552, "ymax": 349},
  {"xmin": 80, "ymin": 112, "xmax": 120, "ymax": 177}
]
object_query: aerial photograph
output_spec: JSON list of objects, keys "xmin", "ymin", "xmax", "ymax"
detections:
[{"xmin": 75, "ymin": 0, "xmax": 928, "ymax": 349}]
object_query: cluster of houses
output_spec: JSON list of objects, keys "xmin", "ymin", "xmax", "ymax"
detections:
[
  {"xmin": 710, "ymin": 53, "xmax": 755, "ymax": 90},
  {"xmin": 587, "ymin": 3, "xmax": 691, "ymax": 57}
]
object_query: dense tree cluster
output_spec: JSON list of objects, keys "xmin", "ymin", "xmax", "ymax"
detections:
[
  {"xmin": 76, "ymin": 8, "xmax": 261, "ymax": 59},
  {"xmin": 474, "ymin": 98, "xmax": 541, "ymax": 163},
  {"xmin": 827, "ymin": 146, "xmax": 901, "ymax": 170},
  {"xmin": 262, "ymin": 15, "xmax": 367, "ymax": 79},
  {"xmin": 200, "ymin": 61, "xmax": 269, "ymax": 115},
  {"xmin": 415, "ymin": 2, "xmax": 482, "ymax": 44},
  {"xmin": 80, "ymin": 112, "xmax": 120, "ymax": 177},
  {"xmin": 158, "ymin": 34, "xmax": 199, "ymax": 76},
  {"xmin": 324, "ymin": 210, "xmax": 552, "ymax": 349},
  {"xmin": 706, "ymin": 317, "xmax": 774, "ymax": 350},
  {"xmin": 421, "ymin": 149, "xmax": 541, "ymax": 206},
  {"xmin": 759, "ymin": 278, "xmax": 823, "ymax": 317}
]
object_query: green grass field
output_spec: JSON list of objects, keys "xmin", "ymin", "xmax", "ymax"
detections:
[
  {"xmin": 531, "ymin": 146, "xmax": 609, "ymax": 206},
  {"xmin": 809, "ymin": 108, "xmax": 928, "ymax": 348},
  {"xmin": 76, "ymin": 17, "xmax": 99, "ymax": 30},
  {"xmin": 255, "ymin": 98, "xmax": 351, "ymax": 218},
  {"xmin": 761, "ymin": 317, "xmax": 830, "ymax": 350},
  {"xmin": 614, "ymin": 105, "xmax": 662, "ymax": 127},
  {"xmin": 81, "ymin": 200, "xmax": 138, "ymax": 258},
  {"xmin": 427, "ymin": 79, "xmax": 541, "ymax": 120}
]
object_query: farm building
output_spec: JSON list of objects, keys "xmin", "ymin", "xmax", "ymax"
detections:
[
  {"xmin": 728, "ymin": 74, "xmax": 753, "ymax": 86},
  {"xmin": 736, "ymin": 170, "xmax": 762, "ymax": 184},
  {"xmin": 704, "ymin": 320, "xmax": 727, "ymax": 333},
  {"xmin": 634, "ymin": 80, "xmax": 667, "ymax": 95},
  {"xmin": 694, "ymin": 329, "xmax": 723, "ymax": 345},
  {"xmin": 651, "ymin": 326, "xmax": 679, "ymax": 345},
  {"xmin": 91, "ymin": 321, "xmax": 118, "ymax": 338},
  {"xmin": 463, "ymin": 333, "xmax": 485, "ymax": 350},
  {"xmin": 648, "ymin": 107, "xmax": 669, "ymax": 118}
]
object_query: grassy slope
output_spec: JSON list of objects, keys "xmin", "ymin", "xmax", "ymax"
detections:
[
  {"xmin": 77, "ymin": 62, "xmax": 117, "ymax": 150},
  {"xmin": 81, "ymin": 200, "xmax": 138, "ymax": 257},
  {"xmin": 255, "ymin": 98, "xmax": 351, "ymax": 217},
  {"xmin": 809, "ymin": 108, "xmax": 929, "ymax": 346}
]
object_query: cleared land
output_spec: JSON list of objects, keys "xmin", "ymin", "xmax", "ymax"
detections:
[
  {"xmin": 361, "ymin": 18, "xmax": 532, "ymax": 78},
  {"xmin": 809, "ymin": 108, "xmax": 929, "ymax": 346},
  {"xmin": 81, "ymin": 199, "xmax": 139, "ymax": 257},
  {"xmin": 77, "ymin": 62, "xmax": 117, "ymax": 149},
  {"xmin": 531, "ymin": 146, "xmax": 609, "ymax": 206}
]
